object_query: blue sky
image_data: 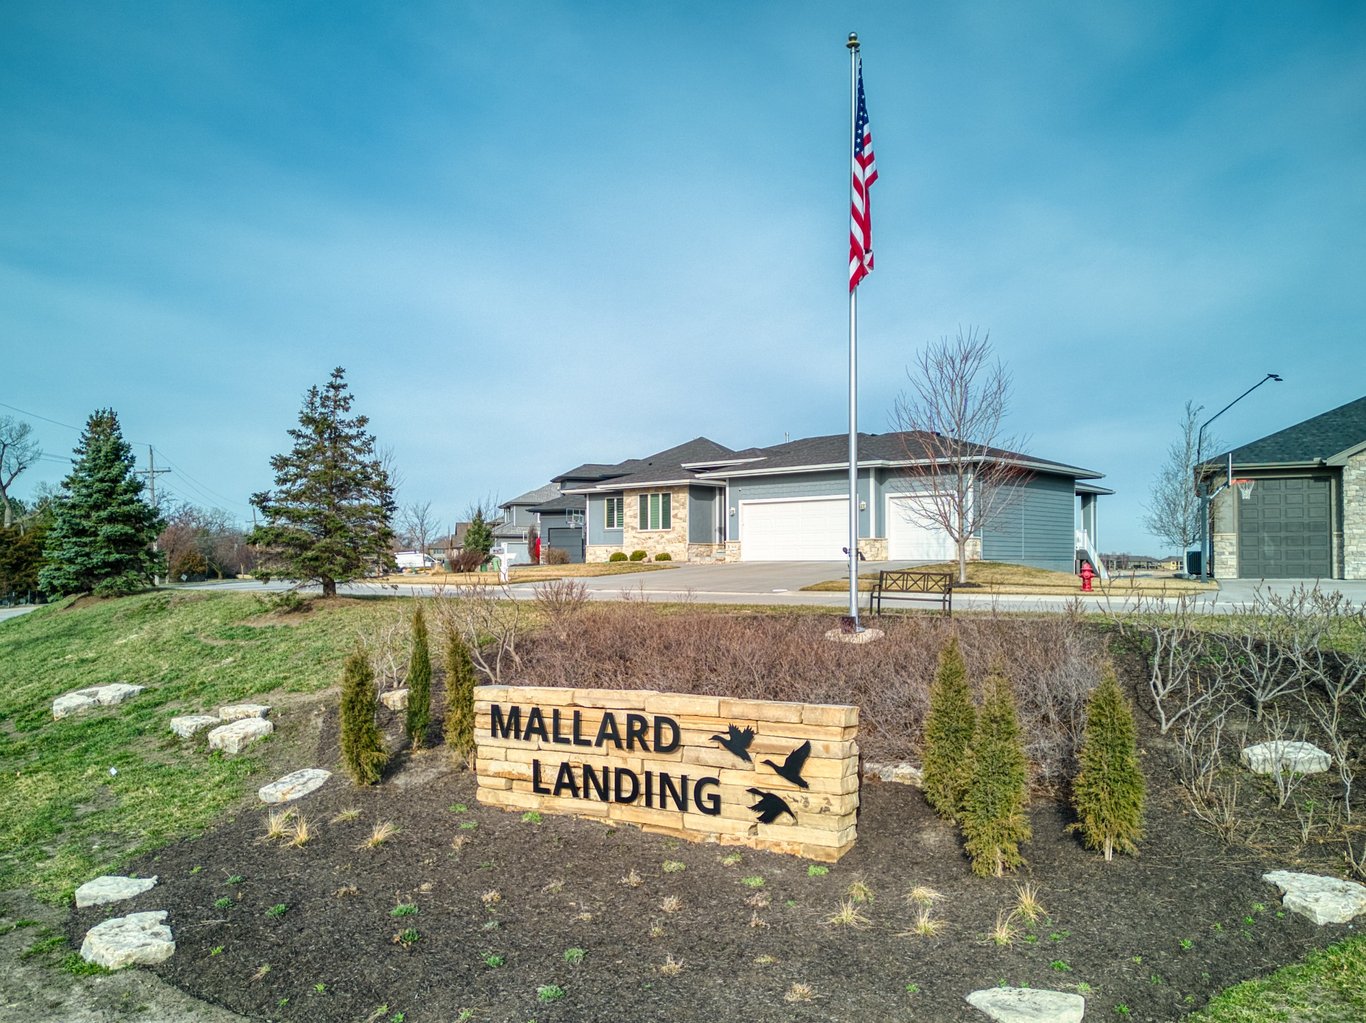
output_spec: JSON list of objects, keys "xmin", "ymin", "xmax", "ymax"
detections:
[{"xmin": 3, "ymin": 1, "xmax": 1363, "ymax": 555}]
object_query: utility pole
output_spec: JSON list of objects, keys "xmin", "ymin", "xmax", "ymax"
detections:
[{"xmin": 139, "ymin": 445, "xmax": 170, "ymax": 586}]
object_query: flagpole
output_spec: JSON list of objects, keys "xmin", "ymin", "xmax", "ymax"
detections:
[{"xmin": 846, "ymin": 32, "xmax": 861, "ymax": 629}]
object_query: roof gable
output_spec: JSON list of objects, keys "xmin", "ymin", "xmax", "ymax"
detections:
[{"xmin": 1218, "ymin": 395, "xmax": 1366, "ymax": 465}]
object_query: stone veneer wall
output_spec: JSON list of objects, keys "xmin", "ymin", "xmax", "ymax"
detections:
[
  {"xmin": 1345, "ymin": 451, "xmax": 1366, "ymax": 579},
  {"xmin": 474, "ymin": 685, "xmax": 860, "ymax": 862},
  {"xmin": 1210, "ymin": 489, "xmax": 1238, "ymax": 579}
]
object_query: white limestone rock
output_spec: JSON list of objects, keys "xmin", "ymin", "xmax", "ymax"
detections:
[
  {"xmin": 218, "ymin": 703, "xmax": 271, "ymax": 721},
  {"xmin": 862, "ymin": 762, "xmax": 924, "ymax": 787},
  {"xmin": 52, "ymin": 683, "xmax": 145, "ymax": 719},
  {"xmin": 259, "ymin": 768, "xmax": 331, "ymax": 804},
  {"xmin": 379, "ymin": 688, "xmax": 409, "ymax": 711},
  {"xmin": 74, "ymin": 875, "xmax": 158, "ymax": 908},
  {"xmin": 1264, "ymin": 870, "xmax": 1366, "ymax": 925},
  {"xmin": 80, "ymin": 910, "xmax": 175, "ymax": 970},
  {"xmin": 207, "ymin": 717, "xmax": 273, "ymax": 754},
  {"xmin": 967, "ymin": 987, "xmax": 1085, "ymax": 1023},
  {"xmin": 1241, "ymin": 741, "xmax": 1331, "ymax": 775},
  {"xmin": 169, "ymin": 714, "xmax": 220, "ymax": 739}
]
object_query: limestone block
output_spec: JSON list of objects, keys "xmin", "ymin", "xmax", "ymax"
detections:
[
  {"xmin": 169, "ymin": 714, "xmax": 220, "ymax": 739},
  {"xmin": 80, "ymin": 911, "xmax": 175, "ymax": 970},
  {"xmin": 258, "ymin": 768, "xmax": 331, "ymax": 804},
  {"xmin": 379, "ymin": 688, "xmax": 409, "ymax": 711},
  {"xmin": 1241, "ymin": 741, "xmax": 1331, "ymax": 775},
  {"xmin": 966, "ymin": 987, "xmax": 1085, "ymax": 1023},
  {"xmin": 1264, "ymin": 870, "xmax": 1366, "ymax": 925},
  {"xmin": 207, "ymin": 718, "xmax": 273, "ymax": 754},
  {"xmin": 74, "ymin": 875, "xmax": 158, "ymax": 908},
  {"xmin": 53, "ymin": 683, "xmax": 145, "ymax": 719},
  {"xmin": 218, "ymin": 703, "xmax": 270, "ymax": 721}
]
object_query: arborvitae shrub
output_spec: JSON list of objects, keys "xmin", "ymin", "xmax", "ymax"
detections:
[
  {"xmin": 608, "ymin": 551, "xmax": 628, "ymax": 562},
  {"xmin": 339, "ymin": 648, "xmax": 388, "ymax": 785},
  {"xmin": 921, "ymin": 638, "xmax": 976, "ymax": 821},
  {"xmin": 960, "ymin": 668, "xmax": 1031, "ymax": 877},
  {"xmin": 444, "ymin": 630, "xmax": 478, "ymax": 767},
  {"xmin": 1070, "ymin": 663, "xmax": 1145, "ymax": 861},
  {"xmin": 405, "ymin": 604, "xmax": 432, "ymax": 750},
  {"xmin": 629, "ymin": 550, "xmax": 648, "ymax": 562}
]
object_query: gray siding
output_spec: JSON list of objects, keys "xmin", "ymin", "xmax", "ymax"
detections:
[
  {"xmin": 727, "ymin": 470, "xmax": 872, "ymax": 537},
  {"xmin": 981, "ymin": 474, "xmax": 1076, "ymax": 572},
  {"xmin": 587, "ymin": 493, "xmax": 623, "ymax": 546},
  {"xmin": 689, "ymin": 486, "xmax": 721, "ymax": 544}
]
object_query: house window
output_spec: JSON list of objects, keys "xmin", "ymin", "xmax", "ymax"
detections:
[
  {"xmin": 605, "ymin": 496, "xmax": 623, "ymax": 530},
  {"xmin": 638, "ymin": 492, "xmax": 672, "ymax": 531}
]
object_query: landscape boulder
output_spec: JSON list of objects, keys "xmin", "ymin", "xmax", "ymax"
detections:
[
  {"xmin": 169, "ymin": 714, "xmax": 220, "ymax": 739},
  {"xmin": 1241, "ymin": 741, "xmax": 1331, "ymax": 775},
  {"xmin": 379, "ymin": 687, "xmax": 409, "ymax": 712},
  {"xmin": 52, "ymin": 683, "xmax": 145, "ymax": 719},
  {"xmin": 259, "ymin": 768, "xmax": 331, "ymax": 804},
  {"xmin": 218, "ymin": 703, "xmax": 271, "ymax": 721},
  {"xmin": 80, "ymin": 910, "xmax": 175, "ymax": 970},
  {"xmin": 207, "ymin": 718, "xmax": 274, "ymax": 754},
  {"xmin": 966, "ymin": 987, "xmax": 1085, "ymax": 1023},
  {"xmin": 74, "ymin": 875, "xmax": 158, "ymax": 908},
  {"xmin": 1263, "ymin": 870, "xmax": 1366, "ymax": 925}
]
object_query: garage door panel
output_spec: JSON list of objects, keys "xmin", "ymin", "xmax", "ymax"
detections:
[
  {"xmin": 887, "ymin": 495, "xmax": 955, "ymax": 561},
  {"xmin": 1238, "ymin": 478, "xmax": 1331, "ymax": 579},
  {"xmin": 740, "ymin": 499, "xmax": 847, "ymax": 561}
]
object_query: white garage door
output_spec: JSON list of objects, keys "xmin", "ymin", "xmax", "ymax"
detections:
[
  {"xmin": 887, "ymin": 495, "xmax": 955, "ymax": 561},
  {"xmin": 740, "ymin": 498, "xmax": 849, "ymax": 561}
]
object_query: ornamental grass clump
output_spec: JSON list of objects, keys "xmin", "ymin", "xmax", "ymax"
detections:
[
  {"xmin": 444, "ymin": 630, "xmax": 478, "ymax": 767},
  {"xmin": 340, "ymin": 648, "xmax": 388, "ymax": 785},
  {"xmin": 960, "ymin": 668, "xmax": 1031, "ymax": 877},
  {"xmin": 405, "ymin": 604, "xmax": 432, "ymax": 750},
  {"xmin": 921, "ymin": 638, "xmax": 976, "ymax": 821},
  {"xmin": 1070, "ymin": 663, "xmax": 1146, "ymax": 861}
]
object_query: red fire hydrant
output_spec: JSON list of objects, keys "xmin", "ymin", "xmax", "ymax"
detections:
[{"xmin": 1079, "ymin": 561, "xmax": 1096, "ymax": 592}]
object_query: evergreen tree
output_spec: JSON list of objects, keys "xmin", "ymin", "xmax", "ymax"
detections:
[
  {"xmin": 339, "ymin": 648, "xmax": 388, "ymax": 785},
  {"xmin": 960, "ymin": 668, "xmax": 1032, "ymax": 877},
  {"xmin": 443, "ymin": 630, "xmax": 478, "ymax": 767},
  {"xmin": 463, "ymin": 509, "xmax": 494, "ymax": 561},
  {"xmin": 38, "ymin": 409, "xmax": 164, "ymax": 597},
  {"xmin": 405, "ymin": 603, "xmax": 432, "ymax": 750},
  {"xmin": 248, "ymin": 368, "xmax": 395, "ymax": 597},
  {"xmin": 921, "ymin": 637, "xmax": 976, "ymax": 821},
  {"xmin": 1070, "ymin": 664, "xmax": 1146, "ymax": 861}
]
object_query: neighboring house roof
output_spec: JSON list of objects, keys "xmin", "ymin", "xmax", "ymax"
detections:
[
  {"xmin": 500, "ymin": 482, "xmax": 562, "ymax": 509},
  {"xmin": 558, "ymin": 431, "xmax": 1102, "ymax": 495},
  {"xmin": 529, "ymin": 493, "xmax": 586, "ymax": 514},
  {"xmin": 1213, "ymin": 395, "xmax": 1366, "ymax": 468},
  {"xmin": 694, "ymin": 432, "xmax": 1102, "ymax": 481}
]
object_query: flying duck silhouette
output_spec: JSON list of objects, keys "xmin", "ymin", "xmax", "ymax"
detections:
[
  {"xmin": 746, "ymin": 788, "xmax": 795, "ymax": 825},
  {"xmin": 709, "ymin": 724, "xmax": 755, "ymax": 763},
  {"xmin": 762, "ymin": 739, "xmax": 811, "ymax": 789}
]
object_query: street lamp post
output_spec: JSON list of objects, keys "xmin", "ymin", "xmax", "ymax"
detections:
[{"xmin": 1196, "ymin": 373, "xmax": 1282, "ymax": 581}]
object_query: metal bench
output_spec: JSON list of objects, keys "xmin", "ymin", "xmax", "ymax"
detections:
[{"xmin": 868, "ymin": 569, "xmax": 953, "ymax": 616}]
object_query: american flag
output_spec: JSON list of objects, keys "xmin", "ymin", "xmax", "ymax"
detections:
[{"xmin": 849, "ymin": 55, "xmax": 878, "ymax": 292}]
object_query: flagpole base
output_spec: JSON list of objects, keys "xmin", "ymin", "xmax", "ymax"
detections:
[{"xmin": 826, "ymin": 623, "xmax": 884, "ymax": 645}]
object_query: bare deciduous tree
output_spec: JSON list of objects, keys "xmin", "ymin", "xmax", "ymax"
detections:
[
  {"xmin": 890, "ymin": 328, "xmax": 1030, "ymax": 584},
  {"xmin": 0, "ymin": 416, "xmax": 41, "ymax": 528},
  {"xmin": 398, "ymin": 501, "xmax": 438, "ymax": 555},
  {"xmin": 1143, "ymin": 401, "xmax": 1220, "ymax": 564}
]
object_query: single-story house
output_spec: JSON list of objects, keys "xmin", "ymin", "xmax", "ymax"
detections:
[
  {"xmin": 555, "ymin": 433, "xmax": 1108, "ymax": 571},
  {"xmin": 1205, "ymin": 394, "xmax": 1366, "ymax": 579}
]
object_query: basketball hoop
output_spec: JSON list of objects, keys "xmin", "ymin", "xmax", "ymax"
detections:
[{"xmin": 1232, "ymin": 478, "xmax": 1255, "ymax": 500}]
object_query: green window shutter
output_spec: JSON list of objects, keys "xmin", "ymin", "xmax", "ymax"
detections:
[
  {"xmin": 661, "ymin": 493, "xmax": 671, "ymax": 530},
  {"xmin": 639, "ymin": 494, "xmax": 648, "ymax": 529}
]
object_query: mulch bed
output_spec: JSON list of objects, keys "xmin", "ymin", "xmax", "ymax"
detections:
[{"xmin": 73, "ymin": 695, "xmax": 1356, "ymax": 1023}]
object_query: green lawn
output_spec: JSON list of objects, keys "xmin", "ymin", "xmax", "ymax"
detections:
[
  {"xmin": 1189, "ymin": 936, "xmax": 1366, "ymax": 1023},
  {"xmin": 0, "ymin": 590, "xmax": 398, "ymax": 901}
]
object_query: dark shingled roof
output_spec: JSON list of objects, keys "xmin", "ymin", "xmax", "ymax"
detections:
[
  {"xmin": 558, "ymin": 437, "xmax": 737, "ymax": 490},
  {"xmin": 1215, "ymin": 395, "xmax": 1366, "ymax": 466},
  {"xmin": 528, "ymin": 493, "xmax": 586, "ymax": 513},
  {"xmin": 702, "ymin": 432, "xmax": 1097, "ymax": 478}
]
